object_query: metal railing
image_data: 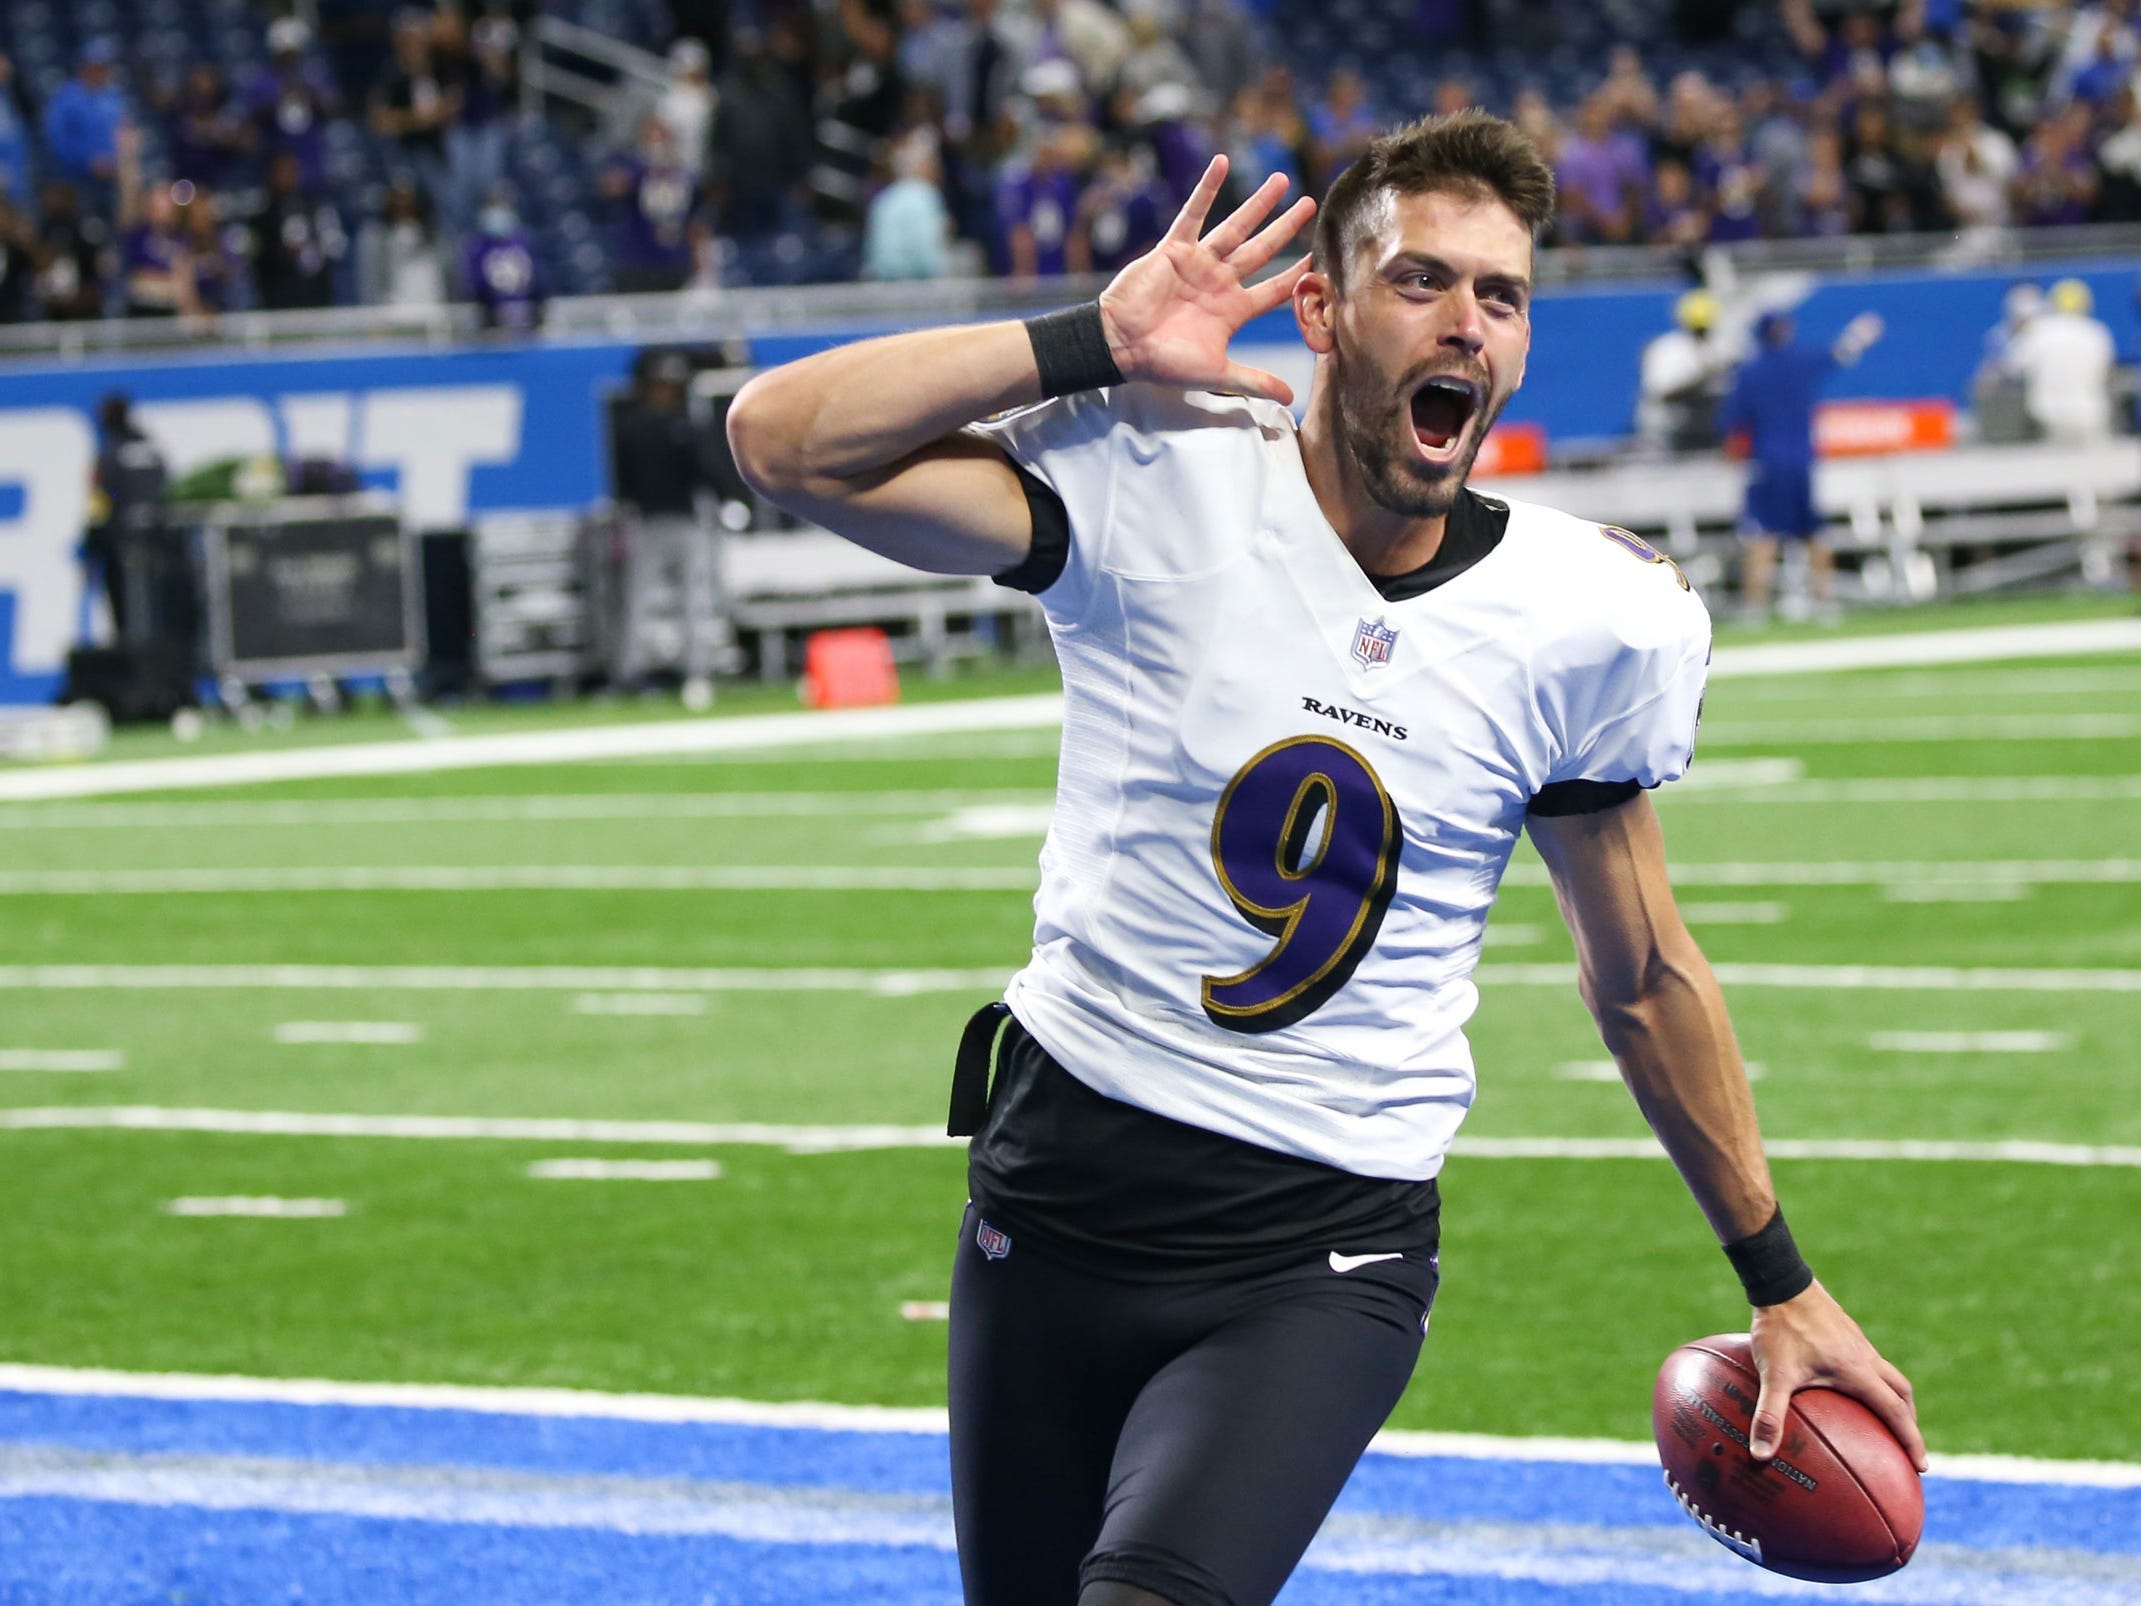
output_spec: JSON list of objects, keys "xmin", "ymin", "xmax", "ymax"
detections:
[
  {"xmin": 518, "ymin": 15, "xmax": 671, "ymax": 147},
  {"xmin": 3, "ymin": 221, "xmax": 2140, "ymax": 365}
]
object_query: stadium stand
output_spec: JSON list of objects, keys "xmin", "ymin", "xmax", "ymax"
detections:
[{"xmin": 1, "ymin": 0, "xmax": 2140, "ymax": 315}]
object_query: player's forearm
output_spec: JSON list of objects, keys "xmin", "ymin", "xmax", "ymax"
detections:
[
  {"xmin": 1585, "ymin": 944, "xmax": 1778, "ymax": 1245},
  {"xmin": 726, "ymin": 321, "xmax": 1044, "ymax": 499}
]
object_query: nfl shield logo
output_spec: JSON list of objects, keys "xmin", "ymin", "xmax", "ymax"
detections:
[
  {"xmin": 976, "ymin": 1220, "xmax": 1012, "ymax": 1260},
  {"xmin": 1351, "ymin": 616, "xmax": 1398, "ymax": 669}
]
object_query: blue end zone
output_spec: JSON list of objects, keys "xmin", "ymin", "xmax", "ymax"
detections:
[{"xmin": 2, "ymin": 1388, "xmax": 2137, "ymax": 1605}]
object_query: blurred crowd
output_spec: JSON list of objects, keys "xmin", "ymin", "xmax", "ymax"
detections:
[{"xmin": 5, "ymin": 0, "xmax": 2141, "ymax": 326}]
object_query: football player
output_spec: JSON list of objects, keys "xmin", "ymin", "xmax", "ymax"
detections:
[{"xmin": 728, "ymin": 110, "xmax": 1925, "ymax": 1606}]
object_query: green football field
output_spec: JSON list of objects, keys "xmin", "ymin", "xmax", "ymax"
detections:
[{"xmin": 1, "ymin": 597, "xmax": 2137, "ymax": 1465}]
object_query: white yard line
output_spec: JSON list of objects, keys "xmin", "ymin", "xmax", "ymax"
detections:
[
  {"xmin": 1699, "ymin": 714, "xmax": 2141, "ymax": 743},
  {"xmin": 161, "ymin": 1197, "xmax": 348, "ymax": 1218},
  {"xmin": 0, "ymin": 791, "xmax": 1055, "ymax": 830},
  {"xmin": 274, "ymin": 1022, "xmax": 425, "ymax": 1045},
  {"xmin": 1678, "ymin": 902, "xmax": 1789, "ymax": 924},
  {"xmin": 0, "ymin": 622, "xmax": 2132, "ymax": 802},
  {"xmin": 0, "ymin": 695, "xmax": 1071, "ymax": 803},
  {"xmin": 524, "ymin": 1159, "xmax": 723, "ymax": 1181},
  {"xmin": 0, "ymin": 1363, "xmax": 2132, "ymax": 1487},
  {"xmin": 0, "ymin": 1107, "xmax": 962, "ymax": 1152},
  {"xmin": 0, "ymin": 1050, "xmax": 124, "ymax": 1073},
  {"xmin": 1720, "ymin": 667, "xmax": 2141, "ymax": 701},
  {"xmin": 1702, "ymin": 618, "xmax": 2141, "ymax": 677},
  {"xmin": 0, "ymin": 866, "xmax": 1040, "ymax": 894},
  {"xmin": 0, "ymin": 858, "xmax": 2135, "ymax": 895},
  {"xmin": 1552, "ymin": 1063, "xmax": 1765, "ymax": 1082},
  {"xmin": 1870, "ymin": 1031, "xmax": 2074, "ymax": 1054},
  {"xmin": 0, "ymin": 961, "xmax": 2133, "ymax": 993},
  {"xmin": 569, "ymin": 993, "xmax": 710, "ymax": 1015},
  {"xmin": 1664, "ymin": 777, "xmax": 2141, "ymax": 804},
  {"xmin": 1882, "ymin": 883, "xmax": 2034, "ymax": 903},
  {"xmin": 3, "ymin": 1107, "xmax": 2136, "ymax": 1166},
  {"xmin": 0, "ymin": 963, "xmax": 1014, "ymax": 994}
]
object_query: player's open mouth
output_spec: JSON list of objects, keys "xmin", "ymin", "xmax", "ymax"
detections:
[{"xmin": 1409, "ymin": 376, "xmax": 1481, "ymax": 465}]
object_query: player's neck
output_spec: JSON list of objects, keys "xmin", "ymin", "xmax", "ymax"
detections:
[{"xmin": 1294, "ymin": 407, "xmax": 1450, "ymax": 579}]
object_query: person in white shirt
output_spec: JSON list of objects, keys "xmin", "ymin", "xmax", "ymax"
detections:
[
  {"xmin": 1637, "ymin": 287, "xmax": 1731, "ymax": 451},
  {"xmin": 728, "ymin": 111, "xmax": 1924, "ymax": 1606},
  {"xmin": 2002, "ymin": 276, "xmax": 2118, "ymax": 444}
]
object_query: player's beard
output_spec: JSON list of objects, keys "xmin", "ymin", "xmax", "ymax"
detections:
[{"xmin": 1331, "ymin": 341, "xmax": 1503, "ymax": 520}]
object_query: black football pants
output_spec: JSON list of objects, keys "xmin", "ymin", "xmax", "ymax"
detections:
[{"xmin": 947, "ymin": 1202, "xmax": 1438, "ymax": 1606}]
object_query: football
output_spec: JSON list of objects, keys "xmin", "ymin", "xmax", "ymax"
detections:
[{"xmin": 1652, "ymin": 1333, "xmax": 1923, "ymax": 1583}]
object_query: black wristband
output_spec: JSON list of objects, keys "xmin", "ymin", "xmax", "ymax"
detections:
[
  {"xmin": 1723, "ymin": 1205, "xmax": 1815, "ymax": 1307},
  {"xmin": 1025, "ymin": 302, "xmax": 1124, "ymax": 398}
]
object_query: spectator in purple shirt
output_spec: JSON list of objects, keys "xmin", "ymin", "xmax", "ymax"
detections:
[
  {"xmin": 1643, "ymin": 157, "xmax": 1709, "ymax": 247},
  {"xmin": 166, "ymin": 66, "xmax": 252, "ymax": 192},
  {"xmin": 248, "ymin": 18, "xmax": 340, "ymax": 191},
  {"xmin": 1556, "ymin": 93, "xmax": 1647, "ymax": 243},
  {"xmin": 601, "ymin": 118, "xmax": 711, "ymax": 294},
  {"xmin": 2014, "ymin": 104, "xmax": 2102, "ymax": 225},
  {"xmin": 460, "ymin": 190, "xmax": 544, "ymax": 332},
  {"xmin": 120, "ymin": 182, "xmax": 200, "ymax": 318},
  {"xmin": 998, "ymin": 123, "xmax": 1088, "ymax": 278},
  {"xmin": 176, "ymin": 182, "xmax": 239, "ymax": 313},
  {"xmin": 1072, "ymin": 140, "xmax": 1169, "ymax": 273}
]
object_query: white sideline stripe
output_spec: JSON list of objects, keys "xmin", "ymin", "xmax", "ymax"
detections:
[
  {"xmin": 1553, "ymin": 1063, "xmax": 1765, "ymax": 1082},
  {"xmin": 1678, "ymin": 901, "xmax": 1788, "ymax": 924},
  {"xmin": 3, "ymin": 1107, "xmax": 2137, "ymax": 1166},
  {"xmin": 0, "ymin": 1050, "xmax": 124, "ymax": 1073},
  {"xmin": 0, "ymin": 960, "xmax": 2135, "ymax": 993},
  {"xmin": 0, "ymin": 694, "xmax": 1072, "ymax": 802},
  {"xmin": 1723, "ymin": 667, "xmax": 2141, "ymax": 700},
  {"xmin": 162, "ymin": 1197, "xmax": 348, "ymax": 1218},
  {"xmin": 0, "ymin": 622, "xmax": 2129, "ymax": 802},
  {"xmin": 569, "ymin": 992, "xmax": 710, "ymax": 1016},
  {"xmin": 1667, "ymin": 776, "xmax": 2141, "ymax": 804},
  {"xmin": 1481, "ymin": 923, "xmax": 1542, "ymax": 947},
  {"xmin": 1871, "ymin": 1031, "xmax": 2074, "ymax": 1054},
  {"xmin": 0, "ymin": 1107, "xmax": 963, "ymax": 1152},
  {"xmin": 0, "ymin": 791, "xmax": 1056, "ymax": 829},
  {"xmin": 0, "ymin": 1363, "xmax": 2133, "ymax": 1488},
  {"xmin": 1883, "ymin": 883, "xmax": 2034, "ymax": 903},
  {"xmin": 1, "ymin": 1447, "xmax": 2136, "ymax": 1603},
  {"xmin": 1502, "ymin": 859, "xmax": 2141, "ymax": 888},
  {"xmin": 525, "ymin": 1159, "xmax": 723, "ymax": 1181},
  {"xmin": 0, "ymin": 865, "xmax": 1040, "ymax": 894},
  {"xmin": 1699, "ymin": 714, "xmax": 2141, "ymax": 743},
  {"xmin": 274, "ymin": 1022, "xmax": 424, "ymax": 1046},
  {"xmin": 1703, "ymin": 618, "xmax": 2141, "ymax": 677},
  {"xmin": 898, "ymin": 1301, "xmax": 951, "ymax": 1322},
  {"xmin": 0, "ymin": 963, "xmax": 1014, "ymax": 995},
  {"xmin": 3, "ymin": 858, "xmax": 2140, "ymax": 895}
]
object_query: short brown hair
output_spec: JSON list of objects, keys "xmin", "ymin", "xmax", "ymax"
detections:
[{"xmin": 1314, "ymin": 109, "xmax": 1556, "ymax": 290}]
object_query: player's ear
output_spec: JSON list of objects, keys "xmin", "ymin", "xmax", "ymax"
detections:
[{"xmin": 1296, "ymin": 267, "xmax": 1337, "ymax": 354}]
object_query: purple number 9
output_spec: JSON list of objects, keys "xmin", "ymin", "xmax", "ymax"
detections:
[{"xmin": 1202, "ymin": 736, "xmax": 1402, "ymax": 1034}]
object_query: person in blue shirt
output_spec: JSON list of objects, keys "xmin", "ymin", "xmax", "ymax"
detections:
[
  {"xmin": 1719, "ymin": 306, "xmax": 1883, "ymax": 622},
  {"xmin": 0, "ymin": 53, "xmax": 34, "ymax": 215},
  {"xmin": 43, "ymin": 41, "xmax": 130, "ymax": 217}
]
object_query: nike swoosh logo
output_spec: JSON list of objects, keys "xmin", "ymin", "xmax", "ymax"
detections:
[{"xmin": 1329, "ymin": 1251, "xmax": 1404, "ymax": 1274}]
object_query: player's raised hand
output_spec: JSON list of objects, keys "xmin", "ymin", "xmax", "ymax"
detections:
[
  {"xmin": 1097, "ymin": 155, "xmax": 1317, "ymax": 405},
  {"xmin": 1748, "ymin": 1281, "xmax": 1926, "ymax": 1472}
]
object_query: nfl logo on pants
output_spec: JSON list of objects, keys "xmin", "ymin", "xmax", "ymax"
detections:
[
  {"xmin": 976, "ymin": 1220, "xmax": 1012, "ymax": 1260},
  {"xmin": 1352, "ymin": 616, "xmax": 1398, "ymax": 669}
]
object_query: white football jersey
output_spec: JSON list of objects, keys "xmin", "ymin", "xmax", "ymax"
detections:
[{"xmin": 970, "ymin": 384, "xmax": 1711, "ymax": 1181}]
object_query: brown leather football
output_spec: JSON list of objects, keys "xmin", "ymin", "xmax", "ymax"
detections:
[{"xmin": 1652, "ymin": 1332, "xmax": 1924, "ymax": 1582}]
